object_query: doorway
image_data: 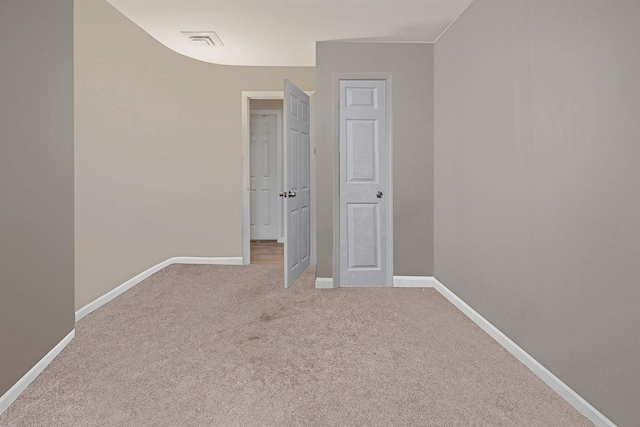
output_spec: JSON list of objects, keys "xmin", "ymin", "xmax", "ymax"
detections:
[
  {"xmin": 250, "ymin": 108, "xmax": 283, "ymax": 242},
  {"xmin": 249, "ymin": 103, "xmax": 284, "ymax": 265},
  {"xmin": 241, "ymin": 90, "xmax": 317, "ymax": 272}
]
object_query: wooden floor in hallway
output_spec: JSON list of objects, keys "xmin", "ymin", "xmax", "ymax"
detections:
[{"xmin": 250, "ymin": 240, "xmax": 284, "ymax": 265}]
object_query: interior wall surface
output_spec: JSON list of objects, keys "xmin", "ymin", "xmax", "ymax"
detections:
[
  {"xmin": 315, "ymin": 42, "xmax": 434, "ymax": 280},
  {"xmin": 250, "ymin": 99, "xmax": 284, "ymax": 111},
  {"xmin": 0, "ymin": 0, "xmax": 75, "ymax": 396},
  {"xmin": 75, "ymin": 0, "xmax": 315, "ymax": 309},
  {"xmin": 434, "ymin": 0, "xmax": 640, "ymax": 425}
]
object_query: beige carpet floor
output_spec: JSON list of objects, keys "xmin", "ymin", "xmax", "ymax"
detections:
[{"xmin": 0, "ymin": 264, "xmax": 593, "ymax": 426}]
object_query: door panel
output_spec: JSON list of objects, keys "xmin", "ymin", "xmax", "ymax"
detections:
[
  {"xmin": 340, "ymin": 80, "xmax": 388, "ymax": 287},
  {"xmin": 250, "ymin": 114, "xmax": 279, "ymax": 240},
  {"xmin": 347, "ymin": 119, "xmax": 379, "ymax": 183},
  {"xmin": 284, "ymin": 80, "xmax": 311, "ymax": 288},
  {"xmin": 347, "ymin": 203, "xmax": 381, "ymax": 269}
]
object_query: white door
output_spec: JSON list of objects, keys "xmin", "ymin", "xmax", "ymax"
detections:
[
  {"xmin": 283, "ymin": 80, "xmax": 311, "ymax": 288},
  {"xmin": 339, "ymin": 80, "xmax": 389, "ymax": 287},
  {"xmin": 250, "ymin": 113, "xmax": 279, "ymax": 240}
]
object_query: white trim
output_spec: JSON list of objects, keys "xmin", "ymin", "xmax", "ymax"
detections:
[
  {"xmin": 393, "ymin": 276, "xmax": 439, "ymax": 288},
  {"xmin": 315, "ymin": 277, "xmax": 335, "ymax": 289},
  {"xmin": 390, "ymin": 276, "xmax": 616, "ymax": 427},
  {"xmin": 309, "ymin": 93, "xmax": 317, "ymax": 265},
  {"xmin": 75, "ymin": 259, "xmax": 173, "ymax": 322},
  {"xmin": 75, "ymin": 257, "xmax": 242, "ymax": 322},
  {"xmin": 171, "ymin": 257, "xmax": 243, "ymax": 266},
  {"xmin": 0, "ymin": 330, "xmax": 75, "ymax": 416}
]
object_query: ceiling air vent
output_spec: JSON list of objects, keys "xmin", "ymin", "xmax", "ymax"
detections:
[{"xmin": 181, "ymin": 31, "xmax": 224, "ymax": 47}]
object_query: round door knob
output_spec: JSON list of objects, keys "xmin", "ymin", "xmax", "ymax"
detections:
[
  {"xmin": 376, "ymin": 191, "xmax": 383, "ymax": 199},
  {"xmin": 288, "ymin": 191, "xmax": 297, "ymax": 198}
]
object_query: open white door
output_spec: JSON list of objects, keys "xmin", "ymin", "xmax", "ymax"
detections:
[{"xmin": 282, "ymin": 80, "xmax": 311, "ymax": 288}]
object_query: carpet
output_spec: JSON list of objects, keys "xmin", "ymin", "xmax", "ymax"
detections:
[{"xmin": 0, "ymin": 264, "xmax": 593, "ymax": 426}]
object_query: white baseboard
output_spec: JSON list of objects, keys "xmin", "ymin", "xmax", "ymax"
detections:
[
  {"xmin": 315, "ymin": 278, "xmax": 335, "ymax": 289},
  {"xmin": 171, "ymin": 257, "xmax": 243, "ymax": 266},
  {"xmin": 393, "ymin": 276, "xmax": 439, "ymax": 288},
  {"xmin": 0, "ymin": 330, "xmax": 75, "ymax": 416},
  {"xmin": 75, "ymin": 256, "xmax": 243, "ymax": 322},
  {"xmin": 392, "ymin": 275, "xmax": 615, "ymax": 427},
  {"xmin": 75, "ymin": 259, "xmax": 173, "ymax": 322}
]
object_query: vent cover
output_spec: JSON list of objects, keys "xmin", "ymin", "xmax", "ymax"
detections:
[{"xmin": 181, "ymin": 31, "xmax": 224, "ymax": 47}]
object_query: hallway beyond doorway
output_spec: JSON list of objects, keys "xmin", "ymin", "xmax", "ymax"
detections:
[{"xmin": 250, "ymin": 240, "xmax": 284, "ymax": 265}]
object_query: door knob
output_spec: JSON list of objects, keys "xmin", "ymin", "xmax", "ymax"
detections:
[
  {"xmin": 279, "ymin": 192, "xmax": 286, "ymax": 198},
  {"xmin": 376, "ymin": 191, "xmax": 383, "ymax": 199},
  {"xmin": 288, "ymin": 191, "xmax": 297, "ymax": 198}
]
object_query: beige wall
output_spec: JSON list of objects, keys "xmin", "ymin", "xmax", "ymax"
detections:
[
  {"xmin": 0, "ymin": 0, "xmax": 75, "ymax": 396},
  {"xmin": 75, "ymin": 0, "xmax": 315, "ymax": 310},
  {"xmin": 250, "ymin": 99, "xmax": 283, "ymax": 111},
  {"xmin": 434, "ymin": 0, "xmax": 640, "ymax": 425},
  {"xmin": 315, "ymin": 42, "xmax": 434, "ymax": 279}
]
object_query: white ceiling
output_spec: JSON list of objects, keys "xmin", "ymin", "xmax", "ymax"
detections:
[{"xmin": 105, "ymin": 0, "xmax": 473, "ymax": 67}]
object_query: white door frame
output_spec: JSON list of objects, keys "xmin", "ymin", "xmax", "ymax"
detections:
[
  {"xmin": 241, "ymin": 91, "xmax": 316, "ymax": 265},
  {"xmin": 250, "ymin": 109, "xmax": 282, "ymax": 241},
  {"xmin": 332, "ymin": 73, "xmax": 393, "ymax": 287}
]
